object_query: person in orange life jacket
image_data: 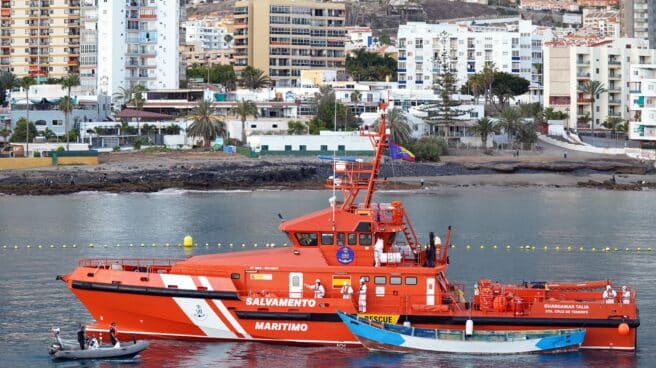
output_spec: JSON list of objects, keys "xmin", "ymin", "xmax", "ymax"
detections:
[
  {"xmin": 602, "ymin": 285, "xmax": 616, "ymax": 304},
  {"xmin": 109, "ymin": 322, "xmax": 119, "ymax": 347},
  {"xmin": 358, "ymin": 279, "xmax": 367, "ymax": 313},
  {"xmin": 341, "ymin": 280, "xmax": 353, "ymax": 300},
  {"xmin": 304, "ymin": 279, "xmax": 325, "ymax": 298}
]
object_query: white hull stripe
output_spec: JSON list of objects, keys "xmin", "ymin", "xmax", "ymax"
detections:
[
  {"xmin": 198, "ymin": 276, "xmax": 252, "ymax": 338},
  {"xmin": 160, "ymin": 274, "xmax": 236, "ymax": 339}
]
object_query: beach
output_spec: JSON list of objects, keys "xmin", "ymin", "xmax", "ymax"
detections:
[{"xmin": 0, "ymin": 149, "xmax": 654, "ymax": 195}]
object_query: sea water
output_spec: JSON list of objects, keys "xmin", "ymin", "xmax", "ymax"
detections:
[{"xmin": 0, "ymin": 188, "xmax": 652, "ymax": 367}]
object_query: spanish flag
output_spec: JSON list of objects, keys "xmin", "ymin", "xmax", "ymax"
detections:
[{"xmin": 389, "ymin": 142, "xmax": 415, "ymax": 162}]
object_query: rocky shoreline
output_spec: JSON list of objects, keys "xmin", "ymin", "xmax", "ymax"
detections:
[{"xmin": 0, "ymin": 155, "xmax": 654, "ymax": 195}]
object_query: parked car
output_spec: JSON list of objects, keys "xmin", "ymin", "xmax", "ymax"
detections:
[{"xmin": 0, "ymin": 144, "xmax": 25, "ymax": 158}]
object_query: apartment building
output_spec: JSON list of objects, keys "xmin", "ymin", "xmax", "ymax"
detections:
[
  {"xmin": 544, "ymin": 38, "xmax": 656, "ymax": 130},
  {"xmin": 582, "ymin": 8, "xmax": 620, "ymax": 39},
  {"xmin": 97, "ymin": 0, "xmax": 180, "ymax": 98},
  {"xmin": 79, "ymin": 0, "xmax": 97, "ymax": 94},
  {"xmin": 397, "ymin": 19, "xmax": 548, "ymax": 90},
  {"xmin": 621, "ymin": 0, "xmax": 655, "ymax": 48},
  {"xmin": 0, "ymin": 0, "xmax": 81, "ymax": 79},
  {"xmin": 183, "ymin": 19, "xmax": 231, "ymax": 50},
  {"xmin": 233, "ymin": 0, "xmax": 346, "ymax": 87},
  {"xmin": 628, "ymin": 64, "xmax": 656, "ymax": 143}
]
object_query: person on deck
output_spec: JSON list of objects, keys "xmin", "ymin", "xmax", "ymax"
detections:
[
  {"xmin": 109, "ymin": 322, "xmax": 120, "ymax": 348},
  {"xmin": 76, "ymin": 323, "xmax": 86, "ymax": 350},
  {"xmin": 358, "ymin": 279, "xmax": 368, "ymax": 313},
  {"xmin": 341, "ymin": 281, "xmax": 354, "ymax": 300},
  {"xmin": 305, "ymin": 279, "xmax": 325, "ymax": 298},
  {"xmin": 602, "ymin": 285, "xmax": 617, "ymax": 304},
  {"xmin": 621, "ymin": 286, "xmax": 631, "ymax": 304}
]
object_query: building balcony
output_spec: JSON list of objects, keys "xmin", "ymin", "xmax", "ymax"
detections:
[
  {"xmin": 577, "ymin": 97, "xmax": 592, "ymax": 103},
  {"xmin": 607, "ymin": 87, "xmax": 621, "ymax": 93},
  {"xmin": 576, "ymin": 72, "xmax": 590, "ymax": 79},
  {"xmin": 608, "ymin": 74, "xmax": 621, "ymax": 80},
  {"xmin": 576, "ymin": 60, "xmax": 590, "ymax": 65},
  {"xmin": 608, "ymin": 98, "xmax": 621, "ymax": 105},
  {"xmin": 607, "ymin": 111, "xmax": 621, "ymax": 117}
]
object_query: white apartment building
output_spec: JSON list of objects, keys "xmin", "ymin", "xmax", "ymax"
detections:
[
  {"xmin": 628, "ymin": 64, "xmax": 656, "ymax": 142},
  {"xmin": 183, "ymin": 19, "xmax": 231, "ymax": 50},
  {"xmin": 397, "ymin": 19, "xmax": 547, "ymax": 90},
  {"xmin": 80, "ymin": 0, "xmax": 98, "ymax": 95},
  {"xmin": 97, "ymin": 1, "xmax": 180, "ymax": 99},
  {"xmin": 544, "ymin": 38, "xmax": 656, "ymax": 130}
]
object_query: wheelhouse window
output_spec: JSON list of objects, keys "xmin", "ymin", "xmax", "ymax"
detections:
[
  {"xmin": 374, "ymin": 276, "xmax": 386, "ymax": 285},
  {"xmin": 348, "ymin": 233, "xmax": 357, "ymax": 245},
  {"xmin": 336, "ymin": 233, "xmax": 345, "ymax": 246},
  {"xmin": 390, "ymin": 276, "xmax": 402, "ymax": 285},
  {"xmin": 405, "ymin": 276, "xmax": 417, "ymax": 285},
  {"xmin": 359, "ymin": 233, "xmax": 372, "ymax": 246},
  {"xmin": 296, "ymin": 232, "xmax": 318, "ymax": 246},
  {"xmin": 321, "ymin": 233, "xmax": 334, "ymax": 245}
]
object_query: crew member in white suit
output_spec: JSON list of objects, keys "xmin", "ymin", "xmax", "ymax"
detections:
[
  {"xmin": 602, "ymin": 285, "xmax": 616, "ymax": 304},
  {"xmin": 621, "ymin": 286, "xmax": 631, "ymax": 304},
  {"xmin": 341, "ymin": 280, "xmax": 354, "ymax": 300},
  {"xmin": 305, "ymin": 279, "xmax": 325, "ymax": 298},
  {"xmin": 358, "ymin": 278, "xmax": 367, "ymax": 313}
]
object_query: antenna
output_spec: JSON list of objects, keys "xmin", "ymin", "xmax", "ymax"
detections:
[{"xmin": 331, "ymin": 88, "xmax": 337, "ymax": 230}]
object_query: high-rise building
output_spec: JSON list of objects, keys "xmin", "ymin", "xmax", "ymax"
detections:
[
  {"xmin": 233, "ymin": 0, "xmax": 346, "ymax": 87},
  {"xmin": 628, "ymin": 64, "xmax": 656, "ymax": 144},
  {"xmin": 97, "ymin": 0, "xmax": 180, "ymax": 98},
  {"xmin": 396, "ymin": 18, "xmax": 549, "ymax": 90},
  {"xmin": 80, "ymin": 0, "xmax": 98, "ymax": 94},
  {"xmin": 621, "ymin": 0, "xmax": 656, "ymax": 48},
  {"xmin": 183, "ymin": 19, "xmax": 231, "ymax": 51},
  {"xmin": 0, "ymin": 0, "xmax": 81, "ymax": 79}
]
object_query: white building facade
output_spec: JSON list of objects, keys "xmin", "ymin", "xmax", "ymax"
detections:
[
  {"xmin": 97, "ymin": 1, "xmax": 180, "ymax": 98},
  {"xmin": 396, "ymin": 18, "xmax": 546, "ymax": 90},
  {"xmin": 183, "ymin": 19, "xmax": 231, "ymax": 50},
  {"xmin": 544, "ymin": 38, "xmax": 656, "ymax": 130},
  {"xmin": 628, "ymin": 64, "xmax": 656, "ymax": 142}
]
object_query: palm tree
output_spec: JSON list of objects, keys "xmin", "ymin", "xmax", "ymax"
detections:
[
  {"xmin": 113, "ymin": 86, "xmax": 134, "ymax": 109},
  {"xmin": 20, "ymin": 76, "xmax": 36, "ymax": 155},
  {"xmin": 482, "ymin": 62, "xmax": 496, "ymax": 105},
  {"xmin": 578, "ymin": 113, "xmax": 591, "ymax": 130},
  {"xmin": 58, "ymin": 96, "xmax": 75, "ymax": 148},
  {"xmin": 187, "ymin": 99, "xmax": 225, "ymax": 148},
  {"xmin": 373, "ymin": 107, "xmax": 412, "ymax": 146},
  {"xmin": 498, "ymin": 106, "xmax": 522, "ymax": 149},
  {"xmin": 515, "ymin": 123, "xmax": 538, "ymax": 150},
  {"xmin": 239, "ymin": 66, "xmax": 271, "ymax": 90},
  {"xmin": 602, "ymin": 116, "xmax": 624, "ymax": 140},
  {"xmin": 113, "ymin": 84, "xmax": 147, "ymax": 135},
  {"xmin": 60, "ymin": 74, "xmax": 80, "ymax": 149},
  {"xmin": 232, "ymin": 99, "xmax": 259, "ymax": 144},
  {"xmin": 579, "ymin": 80, "xmax": 607, "ymax": 138},
  {"xmin": 470, "ymin": 117, "xmax": 499, "ymax": 151}
]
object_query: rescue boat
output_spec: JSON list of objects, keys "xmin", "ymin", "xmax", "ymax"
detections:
[{"xmin": 58, "ymin": 102, "xmax": 639, "ymax": 350}]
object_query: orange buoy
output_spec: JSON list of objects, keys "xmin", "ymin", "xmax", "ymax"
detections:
[{"xmin": 618, "ymin": 323, "xmax": 630, "ymax": 336}]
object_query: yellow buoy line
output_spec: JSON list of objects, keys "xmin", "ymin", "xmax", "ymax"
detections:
[{"xmin": 1, "ymin": 240, "xmax": 653, "ymax": 253}]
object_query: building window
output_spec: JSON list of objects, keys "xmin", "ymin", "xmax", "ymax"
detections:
[
  {"xmin": 285, "ymin": 145, "xmax": 292, "ymax": 151},
  {"xmin": 261, "ymin": 145, "xmax": 268, "ymax": 152},
  {"xmin": 338, "ymin": 145, "xmax": 345, "ymax": 151},
  {"xmin": 320, "ymin": 145, "xmax": 328, "ymax": 151},
  {"xmin": 299, "ymin": 145, "xmax": 306, "ymax": 151}
]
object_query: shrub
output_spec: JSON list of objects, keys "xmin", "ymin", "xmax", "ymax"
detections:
[
  {"xmin": 33, "ymin": 151, "xmax": 41, "ymax": 158},
  {"xmin": 112, "ymin": 146, "xmax": 120, "ymax": 152},
  {"xmin": 410, "ymin": 137, "xmax": 447, "ymax": 162},
  {"xmin": 56, "ymin": 146, "xmax": 65, "ymax": 153},
  {"xmin": 133, "ymin": 139, "xmax": 143, "ymax": 150}
]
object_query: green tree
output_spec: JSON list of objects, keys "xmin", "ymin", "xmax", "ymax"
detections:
[
  {"xmin": 308, "ymin": 86, "xmax": 361, "ymax": 134},
  {"xmin": 1, "ymin": 127, "xmax": 11, "ymax": 142},
  {"xmin": 345, "ymin": 49, "xmax": 397, "ymax": 81},
  {"xmin": 410, "ymin": 137, "xmax": 446, "ymax": 162},
  {"xmin": 490, "ymin": 72, "xmax": 530, "ymax": 111},
  {"xmin": 60, "ymin": 74, "xmax": 80, "ymax": 149},
  {"xmin": 187, "ymin": 99, "xmax": 225, "ymax": 148},
  {"xmin": 187, "ymin": 64, "xmax": 237, "ymax": 89},
  {"xmin": 378, "ymin": 34, "xmax": 392, "ymax": 45},
  {"xmin": 470, "ymin": 117, "xmax": 500, "ymax": 151},
  {"xmin": 239, "ymin": 66, "xmax": 271, "ymax": 90},
  {"xmin": 20, "ymin": 77, "xmax": 36, "ymax": 153},
  {"xmin": 421, "ymin": 57, "xmax": 467, "ymax": 137},
  {"xmin": 224, "ymin": 34, "xmax": 233, "ymax": 45},
  {"xmin": 577, "ymin": 113, "xmax": 591, "ymax": 130},
  {"xmin": 0, "ymin": 71, "xmax": 17, "ymax": 106},
  {"xmin": 498, "ymin": 106, "xmax": 522, "ymax": 149},
  {"xmin": 232, "ymin": 99, "xmax": 259, "ymax": 144},
  {"xmin": 578, "ymin": 80, "xmax": 607, "ymax": 136},
  {"xmin": 287, "ymin": 120, "xmax": 307, "ymax": 135},
  {"xmin": 602, "ymin": 116, "xmax": 624, "ymax": 140},
  {"xmin": 373, "ymin": 107, "xmax": 412, "ymax": 146},
  {"xmin": 350, "ymin": 90, "xmax": 361, "ymax": 103},
  {"xmin": 9, "ymin": 117, "xmax": 37, "ymax": 143},
  {"xmin": 516, "ymin": 123, "xmax": 538, "ymax": 150}
]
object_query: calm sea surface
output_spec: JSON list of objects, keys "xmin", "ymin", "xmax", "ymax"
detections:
[{"xmin": 0, "ymin": 188, "xmax": 654, "ymax": 367}]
